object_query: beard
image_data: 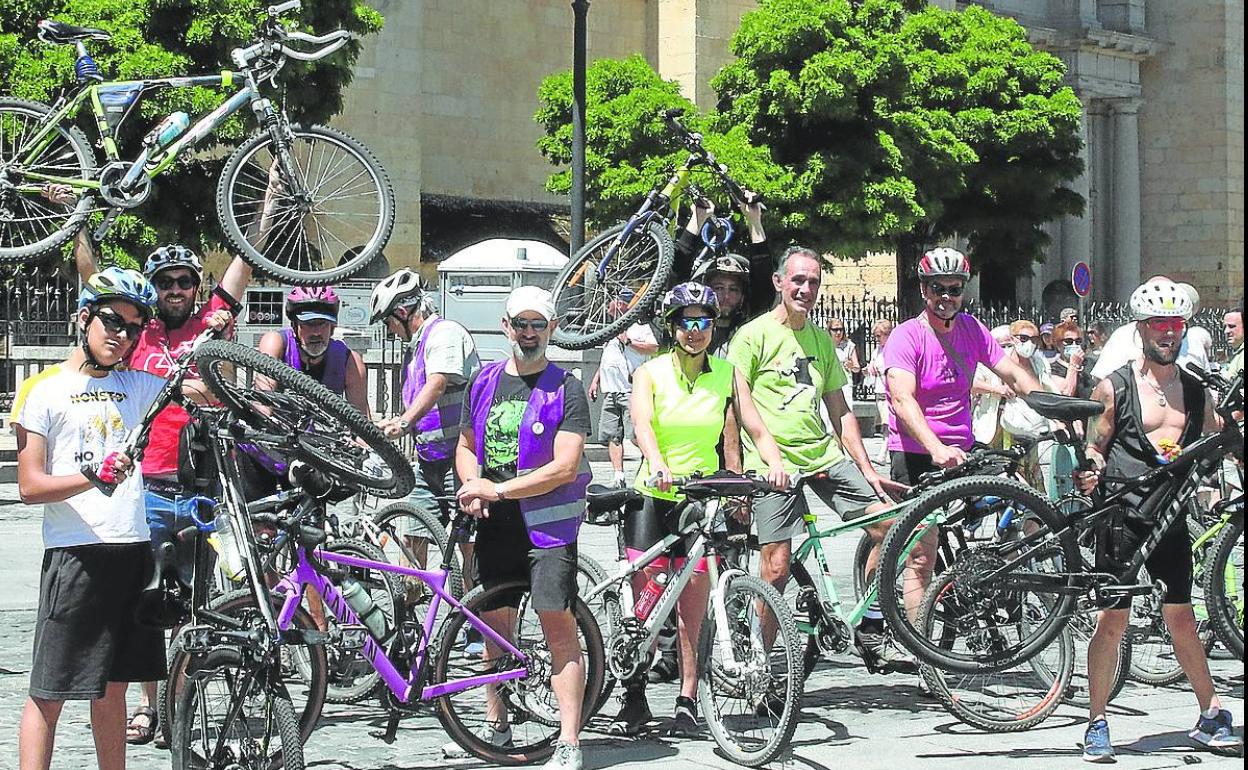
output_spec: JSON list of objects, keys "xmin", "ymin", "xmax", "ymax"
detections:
[
  {"xmin": 1143, "ymin": 338, "xmax": 1180, "ymax": 365},
  {"xmin": 300, "ymin": 339, "xmax": 329, "ymax": 359},
  {"xmin": 159, "ymin": 300, "xmax": 193, "ymax": 328},
  {"xmin": 512, "ymin": 338, "xmax": 547, "ymax": 363}
]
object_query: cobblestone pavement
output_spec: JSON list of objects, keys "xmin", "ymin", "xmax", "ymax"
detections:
[{"xmin": 0, "ymin": 446, "xmax": 1242, "ymax": 769}]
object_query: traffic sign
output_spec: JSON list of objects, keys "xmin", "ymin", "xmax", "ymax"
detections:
[{"xmin": 1071, "ymin": 261, "xmax": 1092, "ymax": 297}]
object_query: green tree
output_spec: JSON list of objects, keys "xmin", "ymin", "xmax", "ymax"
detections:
[{"xmin": 1, "ymin": 0, "xmax": 382, "ymax": 269}]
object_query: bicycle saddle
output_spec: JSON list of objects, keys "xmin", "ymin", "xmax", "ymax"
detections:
[
  {"xmin": 1021, "ymin": 391, "xmax": 1104, "ymax": 422},
  {"xmin": 37, "ymin": 19, "xmax": 112, "ymax": 44},
  {"xmin": 586, "ymin": 483, "xmax": 640, "ymax": 513}
]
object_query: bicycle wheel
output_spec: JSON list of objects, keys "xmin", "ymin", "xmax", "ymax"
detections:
[
  {"xmin": 877, "ymin": 476, "xmax": 1079, "ymax": 674},
  {"xmin": 372, "ymin": 501, "xmax": 461, "ymax": 603},
  {"xmin": 1205, "ymin": 513, "xmax": 1244, "ymax": 659},
  {"xmin": 575, "ymin": 551, "xmax": 622, "ymax": 717},
  {"xmin": 196, "ymin": 340, "xmax": 413, "ymax": 498},
  {"xmin": 0, "ymin": 98, "xmax": 97, "ymax": 262},
  {"xmin": 1062, "ymin": 611, "xmax": 1130, "ymax": 708},
  {"xmin": 1127, "ymin": 566, "xmax": 1214, "ymax": 686},
  {"xmin": 163, "ymin": 589, "xmax": 328, "ymax": 748},
  {"xmin": 852, "ymin": 529, "xmax": 875, "ymax": 603},
  {"xmin": 918, "ymin": 573, "xmax": 1072, "ymax": 732},
  {"xmin": 171, "ymin": 647, "xmax": 304, "ymax": 770},
  {"xmin": 217, "ymin": 124, "xmax": 394, "ymax": 285},
  {"xmin": 550, "ymin": 221, "xmax": 674, "ymax": 350},
  {"xmin": 698, "ymin": 574, "xmax": 803, "ymax": 767},
  {"xmin": 320, "ymin": 538, "xmax": 404, "ymax": 705},
  {"xmin": 787, "ymin": 557, "xmax": 832, "ymax": 683},
  {"xmin": 432, "ymin": 581, "xmax": 605, "ymax": 765}
]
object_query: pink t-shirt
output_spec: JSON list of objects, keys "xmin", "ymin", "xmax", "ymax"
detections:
[
  {"xmin": 129, "ymin": 293, "xmax": 234, "ymax": 478},
  {"xmin": 882, "ymin": 314, "xmax": 1005, "ymax": 453}
]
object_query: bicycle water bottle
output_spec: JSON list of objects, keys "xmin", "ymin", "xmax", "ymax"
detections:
[
  {"xmin": 341, "ymin": 577, "xmax": 388, "ymax": 639},
  {"xmin": 145, "ymin": 111, "xmax": 190, "ymax": 151},
  {"xmin": 634, "ymin": 571, "xmax": 669, "ymax": 621},
  {"xmin": 211, "ymin": 507, "xmax": 247, "ymax": 582}
]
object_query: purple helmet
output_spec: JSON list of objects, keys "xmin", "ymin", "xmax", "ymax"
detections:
[
  {"xmin": 660, "ymin": 282, "xmax": 719, "ymax": 322},
  {"xmin": 286, "ymin": 285, "xmax": 340, "ymax": 323}
]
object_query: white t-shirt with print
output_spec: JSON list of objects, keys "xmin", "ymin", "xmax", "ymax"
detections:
[{"xmin": 9, "ymin": 365, "xmax": 166, "ymax": 548}]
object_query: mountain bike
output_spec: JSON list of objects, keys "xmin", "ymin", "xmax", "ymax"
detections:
[
  {"xmin": 550, "ymin": 109, "xmax": 757, "ymax": 350},
  {"xmin": 580, "ymin": 471, "xmax": 804, "ymax": 767},
  {"xmin": 875, "ymin": 370, "xmax": 1245, "ymax": 675},
  {"xmin": 0, "ymin": 0, "xmax": 393, "ymax": 285}
]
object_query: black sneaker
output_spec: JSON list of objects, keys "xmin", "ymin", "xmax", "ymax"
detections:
[
  {"xmin": 607, "ymin": 687, "xmax": 652, "ymax": 737},
  {"xmin": 647, "ymin": 655, "xmax": 679, "ymax": 684},
  {"xmin": 854, "ymin": 625, "xmax": 918, "ymax": 675},
  {"xmin": 668, "ymin": 696, "xmax": 699, "ymax": 737}
]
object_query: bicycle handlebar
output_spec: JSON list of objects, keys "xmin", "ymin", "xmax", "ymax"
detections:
[
  {"xmin": 268, "ymin": 0, "xmax": 301, "ymax": 16},
  {"xmin": 661, "ymin": 109, "xmax": 761, "ymax": 208}
]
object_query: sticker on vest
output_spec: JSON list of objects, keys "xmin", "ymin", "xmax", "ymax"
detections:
[{"xmin": 532, "ymin": 422, "xmax": 545, "ymax": 436}]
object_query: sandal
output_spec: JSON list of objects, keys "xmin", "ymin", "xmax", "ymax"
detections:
[{"xmin": 126, "ymin": 706, "xmax": 158, "ymax": 746}]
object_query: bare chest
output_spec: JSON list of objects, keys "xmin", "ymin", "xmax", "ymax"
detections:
[{"xmin": 1134, "ymin": 372, "xmax": 1187, "ymax": 443}]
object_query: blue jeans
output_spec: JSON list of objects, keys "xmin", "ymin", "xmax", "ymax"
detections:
[{"xmin": 144, "ymin": 488, "xmax": 201, "ymax": 560}]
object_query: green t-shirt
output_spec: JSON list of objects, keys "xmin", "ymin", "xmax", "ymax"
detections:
[{"xmin": 726, "ymin": 312, "xmax": 847, "ymax": 474}]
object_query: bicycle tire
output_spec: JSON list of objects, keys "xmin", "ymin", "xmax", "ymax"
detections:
[
  {"xmin": 321, "ymin": 538, "xmax": 405, "ymax": 705},
  {"xmin": 1126, "ymin": 560, "xmax": 1214, "ymax": 686},
  {"xmin": 432, "ymin": 580, "xmax": 606, "ymax": 765},
  {"xmin": 1062, "ymin": 611, "xmax": 1130, "ymax": 708},
  {"xmin": 918, "ymin": 573, "xmax": 1072, "ymax": 732},
  {"xmin": 0, "ymin": 98, "xmax": 96, "ymax": 263},
  {"xmin": 1205, "ymin": 513, "xmax": 1244, "ymax": 659},
  {"xmin": 698, "ymin": 574, "xmax": 803, "ymax": 767},
  {"xmin": 162, "ymin": 589, "xmax": 328, "ymax": 748},
  {"xmin": 877, "ymin": 475, "xmax": 1079, "ymax": 675},
  {"xmin": 787, "ymin": 558, "xmax": 828, "ymax": 683},
  {"xmin": 171, "ymin": 647, "xmax": 304, "ymax": 770},
  {"xmin": 195, "ymin": 340, "xmax": 414, "ymax": 498},
  {"xmin": 852, "ymin": 530, "xmax": 875, "ymax": 604},
  {"xmin": 550, "ymin": 221, "xmax": 674, "ymax": 350},
  {"xmin": 575, "ymin": 551, "xmax": 622, "ymax": 717},
  {"xmin": 216, "ymin": 124, "xmax": 394, "ymax": 286}
]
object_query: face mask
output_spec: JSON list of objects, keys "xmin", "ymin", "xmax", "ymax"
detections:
[
  {"xmin": 1017, "ymin": 341, "xmax": 1037, "ymax": 358},
  {"xmin": 1064, "ymin": 344, "xmax": 1081, "ymax": 359}
]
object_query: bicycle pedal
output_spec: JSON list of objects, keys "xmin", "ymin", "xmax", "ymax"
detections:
[{"xmin": 280, "ymin": 628, "xmax": 327, "ymax": 647}]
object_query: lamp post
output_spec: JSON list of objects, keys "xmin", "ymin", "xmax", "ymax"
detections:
[{"xmin": 570, "ymin": 0, "xmax": 589, "ymax": 253}]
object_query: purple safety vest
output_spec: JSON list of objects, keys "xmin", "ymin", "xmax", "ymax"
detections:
[
  {"xmin": 402, "ymin": 317, "xmax": 466, "ymax": 462},
  {"xmin": 468, "ymin": 360, "xmax": 591, "ymax": 549},
  {"xmin": 282, "ymin": 327, "xmax": 348, "ymax": 396}
]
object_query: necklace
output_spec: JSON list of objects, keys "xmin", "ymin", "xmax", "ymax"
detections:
[{"xmin": 1140, "ymin": 368, "xmax": 1178, "ymax": 407}]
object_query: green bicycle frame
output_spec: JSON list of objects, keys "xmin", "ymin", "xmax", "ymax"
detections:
[{"xmin": 14, "ymin": 71, "xmax": 247, "ymax": 193}]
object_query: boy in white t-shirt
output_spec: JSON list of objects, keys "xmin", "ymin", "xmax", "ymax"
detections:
[{"xmin": 9, "ymin": 268, "xmax": 208, "ymax": 770}]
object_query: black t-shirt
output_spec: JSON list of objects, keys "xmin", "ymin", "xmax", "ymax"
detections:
[{"xmin": 460, "ymin": 366, "xmax": 592, "ymax": 484}]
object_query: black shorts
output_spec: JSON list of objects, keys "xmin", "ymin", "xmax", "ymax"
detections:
[
  {"xmin": 474, "ymin": 502, "xmax": 578, "ymax": 613},
  {"xmin": 1104, "ymin": 517, "xmax": 1193, "ymax": 611},
  {"xmin": 890, "ymin": 451, "xmax": 939, "ymax": 487},
  {"xmin": 624, "ymin": 495, "xmax": 695, "ymax": 559},
  {"xmin": 30, "ymin": 544, "xmax": 168, "ymax": 700}
]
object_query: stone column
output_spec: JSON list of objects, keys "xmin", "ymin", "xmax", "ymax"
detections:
[
  {"xmin": 1111, "ymin": 98, "xmax": 1142, "ymax": 299},
  {"xmin": 1060, "ymin": 96, "xmax": 1094, "ymax": 279},
  {"xmin": 1088, "ymin": 100, "xmax": 1111, "ymax": 299}
]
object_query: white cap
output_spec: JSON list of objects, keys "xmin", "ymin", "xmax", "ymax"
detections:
[{"xmin": 506, "ymin": 285, "xmax": 556, "ymax": 321}]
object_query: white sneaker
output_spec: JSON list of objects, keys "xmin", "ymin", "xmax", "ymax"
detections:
[
  {"xmin": 441, "ymin": 723, "xmax": 513, "ymax": 758},
  {"xmin": 540, "ymin": 742, "xmax": 583, "ymax": 770}
]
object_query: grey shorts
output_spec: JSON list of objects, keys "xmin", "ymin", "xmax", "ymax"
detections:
[
  {"xmin": 753, "ymin": 459, "xmax": 879, "ymax": 544},
  {"xmin": 597, "ymin": 391, "xmax": 633, "ymax": 444},
  {"xmin": 405, "ymin": 456, "xmax": 456, "ymax": 526}
]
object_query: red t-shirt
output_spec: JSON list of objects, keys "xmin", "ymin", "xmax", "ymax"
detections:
[{"xmin": 129, "ymin": 292, "xmax": 234, "ymax": 478}]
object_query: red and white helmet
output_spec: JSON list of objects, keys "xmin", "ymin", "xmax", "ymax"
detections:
[{"xmin": 917, "ymin": 247, "xmax": 971, "ymax": 281}]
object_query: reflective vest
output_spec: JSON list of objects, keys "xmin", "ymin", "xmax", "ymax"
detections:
[
  {"xmin": 468, "ymin": 360, "xmax": 591, "ymax": 548},
  {"xmin": 402, "ymin": 317, "xmax": 467, "ymax": 462},
  {"xmin": 282, "ymin": 327, "xmax": 348, "ymax": 396}
]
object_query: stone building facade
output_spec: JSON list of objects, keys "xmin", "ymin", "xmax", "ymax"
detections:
[{"xmin": 334, "ymin": 0, "xmax": 1242, "ymax": 307}]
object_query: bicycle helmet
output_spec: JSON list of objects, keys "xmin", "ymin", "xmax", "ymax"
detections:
[
  {"xmin": 693, "ymin": 253, "xmax": 750, "ymax": 283},
  {"xmin": 144, "ymin": 244, "xmax": 203, "ymax": 281},
  {"xmin": 370, "ymin": 268, "xmax": 432, "ymax": 323},
  {"xmin": 1176, "ymin": 282, "xmax": 1201, "ymax": 313},
  {"xmin": 660, "ymin": 282, "xmax": 719, "ymax": 322},
  {"xmin": 286, "ymin": 285, "xmax": 341, "ymax": 323},
  {"xmin": 917, "ymin": 247, "xmax": 971, "ymax": 281},
  {"xmin": 79, "ymin": 267, "xmax": 158, "ymax": 321},
  {"xmin": 1130, "ymin": 280, "xmax": 1193, "ymax": 321}
]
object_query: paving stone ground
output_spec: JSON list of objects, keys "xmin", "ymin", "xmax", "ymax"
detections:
[{"xmin": 0, "ymin": 441, "xmax": 1241, "ymax": 769}]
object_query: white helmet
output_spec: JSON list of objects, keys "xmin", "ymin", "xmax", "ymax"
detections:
[
  {"xmin": 144, "ymin": 244, "xmax": 203, "ymax": 281},
  {"xmin": 1176, "ymin": 282, "xmax": 1201, "ymax": 313},
  {"xmin": 1130, "ymin": 280, "xmax": 1193, "ymax": 321},
  {"xmin": 370, "ymin": 268, "xmax": 432, "ymax": 323},
  {"xmin": 917, "ymin": 247, "xmax": 971, "ymax": 280}
]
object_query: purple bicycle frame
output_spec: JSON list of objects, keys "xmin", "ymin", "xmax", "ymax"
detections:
[{"xmin": 271, "ymin": 546, "xmax": 529, "ymax": 702}]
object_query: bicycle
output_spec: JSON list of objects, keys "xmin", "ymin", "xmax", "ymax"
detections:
[
  {"xmin": 549, "ymin": 108, "xmax": 758, "ymax": 350},
  {"xmin": 875, "ymin": 370, "xmax": 1245, "ymax": 676},
  {"xmin": 580, "ymin": 471, "xmax": 805, "ymax": 767},
  {"xmin": 0, "ymin": 0, "xmax": 393, "ymax": 285}
]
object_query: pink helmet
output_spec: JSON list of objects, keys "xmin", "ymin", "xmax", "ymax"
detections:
[{"xmin": 286, "ymin": 285, "xmax": 340, "ymax": 323}]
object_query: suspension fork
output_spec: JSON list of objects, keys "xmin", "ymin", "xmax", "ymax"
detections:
[{"xmin": 248, "ymin": 90, "xmax": 308, "ymax": 199}]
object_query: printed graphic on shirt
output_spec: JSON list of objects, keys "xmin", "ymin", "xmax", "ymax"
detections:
[
  {"xmin": 775, "ymin": 354, "xmax": 818, "ymax": 411},
  {"xmin": 484, "ymin": 399, "xmax": 526, "ymax": 474}
]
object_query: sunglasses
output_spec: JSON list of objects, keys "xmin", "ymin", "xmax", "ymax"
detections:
[
  {"xmin": 154, "ymin": 274, "xmax": 198, "ymax": 291},
  {"xmin": 829, "ymin": 327, "xmax": 845, "ymax": 333},
  {"xmin": 1145, "ymin": 317, "xmax": 1187, "ymax": 332},
  {"xmin": 927, "ymin": 281, "xmax": 965, "ymax": 297},
  {"xmin": 95, "ymin": 309, "xmax": 145, "ymax": 339},
  {"xmin": 1061, "ymin": 337, "xmax": 1083, "ymax": 345},
  {"xmin": 676, "ymin": 316, "xmax": 714, "ymax": 332},
  {"xmin": 509, "ymin": 317, "xmax": 549, "ymax": 332},
  {"xmin": 1015, "ymin": 334, "xmax": 1041, "ymax": 344}
]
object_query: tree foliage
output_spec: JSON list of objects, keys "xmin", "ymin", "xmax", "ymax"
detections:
[
  {"xmin": 1, "ymin": 0, "xmax": 382, "ymax": 268},
  {"xmin": 537, "ymin": 0, "xmax": 1084, "ymax": 298}
]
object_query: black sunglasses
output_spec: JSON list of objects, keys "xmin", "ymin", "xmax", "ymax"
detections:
[
  {"xmin": 676, "ymin": 316, "xmax": 714, "ymax": 332},
  {"xmin": 509, "ymin": 317, "xmax": 549, "ymax": 332},
  {"xmin": 1061, "ymin": 337, "xmax": 1083, "ymax": 345},
  {"xmin": 94, "ymin": 308, "xmax": 145, "ymax": 339},
  {"xmin": 927, "ymin": 281, "xmax": 965, "ymax": 297},
  {"xmin": 154, "ymin": 274, "xmax": 198, "ymax": 291},
  {"xmin": 1015, "ymin": 333, "xmax": 1041, "ymax": 344},
  {"xmin": 829, "ymin": 326, "xmax": 845, "ymax": 333}
]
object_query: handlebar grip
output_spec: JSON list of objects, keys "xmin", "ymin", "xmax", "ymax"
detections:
[
  {"xmin": 268, "ymin": 0, "xmax": 301, "ymax": 15},
  {"xmin": 663, "ymin": 108, "xmax": 685, "ymax": 121}
]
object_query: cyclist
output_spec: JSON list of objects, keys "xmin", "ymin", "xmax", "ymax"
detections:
[
  {"xmin": 1224, "ymin": 302, "xmax": 1243, "ymax": 375},
  {"xmin": 1091, "ymin": 279, "xmax": 1212, "ymax": 380},
  {"xmin": 257, "ymin": 286, "xmax": 369, "ymax": 413},
  {"xmin": 454, "ymin": 286, "xmax": 591, "ymax": 770},
  {"xmin": 726, "ymin": 246, "xmax": 907, "ymax": 673},
  {"xmin": 608, "ymin": 283, "xmax": 787, "ymax": 737},
  {"xmin": 9, "ymin": 269, "xmax": 209, "ymax": 770},
  {"xmin": 1075, "ymin": 279, "xmax": 1240, "ymax": 762}
]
